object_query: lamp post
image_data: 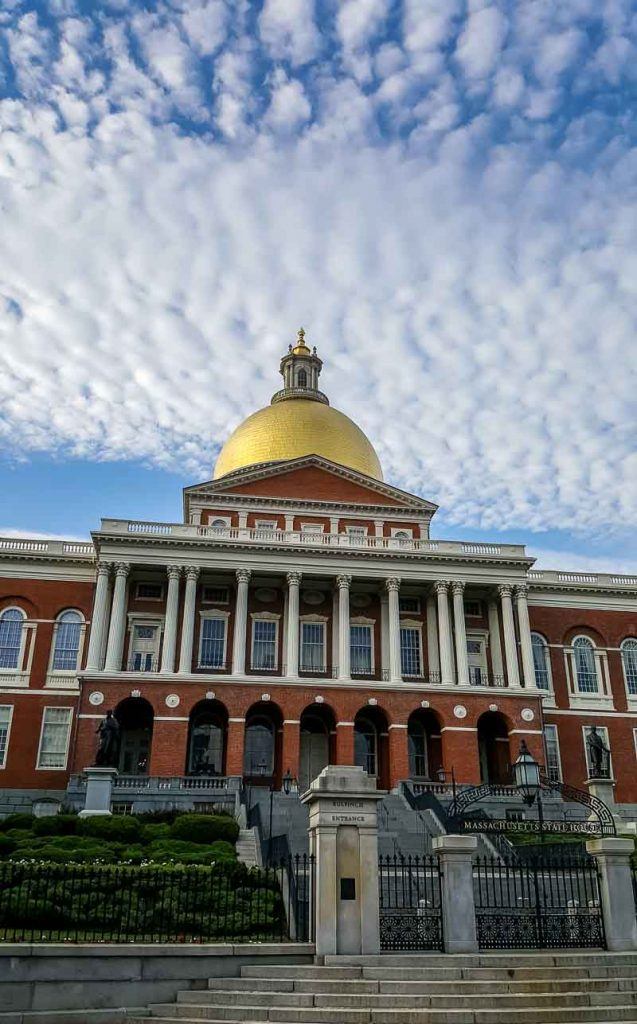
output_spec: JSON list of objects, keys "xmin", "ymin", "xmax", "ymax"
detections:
[{"xmin": 514, "ymin": 740, "xmax": 545, "ymax": 844}]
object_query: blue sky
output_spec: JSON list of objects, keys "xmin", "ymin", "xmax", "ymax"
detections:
[{"xmin": 0, "ymin": 0, "xmax": 635, "ymax": 572}]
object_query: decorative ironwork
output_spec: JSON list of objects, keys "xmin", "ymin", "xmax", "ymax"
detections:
[
  {"xmin": 378, "ymin": 854, "xmax": 443, "ymax": 950},
  {"xmin": 473, "ymin": 854, "xmax": 605, "ymax": 950}
]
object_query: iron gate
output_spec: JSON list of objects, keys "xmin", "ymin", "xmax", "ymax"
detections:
[
  {"xmin": 473, "ymin": 853, "xmax": 605, "ymax": 949},
  {"xmin": 378, "ymin": 854, "xmax": 443, "ymax": 950}
]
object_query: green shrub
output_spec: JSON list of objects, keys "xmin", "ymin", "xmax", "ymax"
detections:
[
  {"xmin": 5, "ymin": 829, "xmax": 34, "ymax": 842},
  {"xmin": 118, "ymin": 844, "xmax": 146, "ymax": 864},
  {"xmin": 143, "ymin": 839, "xmax": 237, "ymax": 864},
  {"xmin": 0, "ymin": 813, "xmax": 34, "ymax": 832},
  {"xmin": 0, "ymin": 834, "xmax": 16, "ymax": 856},
  {"xmin": 77, "ymin": 815, "xmax": 141, "ymax": 843},
  {"xmin": 208, "ymin": 840, "xmax": 237, "ymax": 863},
  {"xmin": 137, "ymin": 809, "xmax": 180, "ymax": 825},
  {"xmin": 170, "ymin": 814, "xmax": 239, "ymax": 846},
  {"xmin": 32, "ymin": 814, "xmax": 78, "ymax": 837},
  {"xmin": 139, "ymin": 823, "xmax": 171, "ymax": 844}
]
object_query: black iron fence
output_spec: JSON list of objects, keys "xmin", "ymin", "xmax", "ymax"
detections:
[
  {"xmin": 473, "ymin": 854, "xmax": 605, "ymax": 949},
  {"xmin": 378, "ymin": 853, "xmax": 443, "ymax": 950},
  {"xmin": 0, "ymin": 856, "xmax": 314, "ymax": 944}
]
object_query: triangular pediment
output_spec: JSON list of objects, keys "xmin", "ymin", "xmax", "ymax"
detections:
[{"xmin": 184, "ymin": 456, "xmax": 438, "ymax": 516}]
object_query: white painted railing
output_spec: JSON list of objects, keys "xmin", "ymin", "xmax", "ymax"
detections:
[
  {"xmin": 0, "ymin": 538, "xmax": 94, "ymax": 557},
  {"xmin": 528, "ymin": 570, "xmax": 637, "ymax": 587}
]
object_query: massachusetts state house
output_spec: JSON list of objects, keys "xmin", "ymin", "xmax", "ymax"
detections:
[{"xmin": 1, "ymin": 331, "xmax": 636, "ymax": 814}]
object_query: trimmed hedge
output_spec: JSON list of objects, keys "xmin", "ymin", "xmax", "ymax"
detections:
[
  {"xmin": 170, "ymin": 813, "xmax": 239, "ymax": 845},
  {"xmin": 77, "ymin": 815, "xmax": 142, "ymax": 843},
  {"xmin": 32, "ymin": 815, "xmax": 79, "ymax": 837}
]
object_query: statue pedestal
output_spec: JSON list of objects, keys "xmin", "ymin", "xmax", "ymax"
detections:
[
  {"xmin": 79, "ymin": 767, "xmax": 118, "ymax": 817},
  {"xmin": 585, "ymin": 775, "xmax": 616, "ymax": 816}
]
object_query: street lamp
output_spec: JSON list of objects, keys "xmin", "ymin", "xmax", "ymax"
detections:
[
  {"xmin": 282, "ymin": 769, "xmax": 293, "ymax": 795},
  {"xmin": 513, "ymin": 740, "xmax": 544, "ymax": 843}
]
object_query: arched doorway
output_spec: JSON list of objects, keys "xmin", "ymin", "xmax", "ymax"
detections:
[
  {"xmin": 114, "ymin": 697, "xmax": 153, "ymax": 775},
  {"xmin": 186, "ymin": 700, "xmax": 228, "ymax": 776},
  {"xmin": 354, "ymin": 706, "xmax": 389, "ymax": 789},
  {"xmin": 477, "ymin": 711, "xmax": 511, "ymax": 784},
  {"xmin": 407, "ymin": 710, "xmax": 442, "ymax": 780},
  {"xmin": 299, "ymin": 703, "xmax": 336, "ymax": 791},
  {"xmin": 243, "ymin": 702, "xmax": 283, "ymax": 786}
]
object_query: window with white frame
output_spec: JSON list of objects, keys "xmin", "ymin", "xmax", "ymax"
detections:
[
  {"xmin": 531, "ymin": 632, "xmax": 552, "ymax": 690},
  {"xmin": 582, "ymin": 724, "xmax": 612, "ymax": 776},
  {"xmin": 346, "ymin": 526, "xmax": 367, "ymax": 545},
  {"xmin": 400, "ymin": 626, "xmax": 422, "ymax": 677},
  {"xmin": 135, "ymin": 582, "xmax": 163, "ymax": 600},
  {"xmin": 301, "ymin": 523, "xmax": 324, "ymax": 534},
  {"xmin": 251, "ymin": 618, "xmax": 278, "ymax": 670},
  {"xmin": 467, "ymin": 637, "xmax": 488, "ymax": 685},
  {"xmin": 399, "ymin": 596, "xmax": 421, "ymax": 614},
  {"xmin": 621, "ymin": 639, "xmax": 637, "ymax": 697},
  {"xmin": 464, "ymin": 600, "xmax": 482, "ymax": 618},
  {"xmin": 0, "ymin": 608, "xmax": 25, "ymax": 670},
  {"xmin": 202, "ymin": 586, "xmax": 230, "ymax": 604},
  {"xmin": 573, "ymin": 636, "xmax": 599, "ymax": 693},
  {"xmin": 199, "ymin": 616, "xmax": 227, "ymax": 669},
  {"xmin": 300, "ymin": 621, "xmax": 325, "ymax": 672},
  {"xmin": 544, "ymin": 724, "xmax": 562, "ymax": 781},
  {"xmin": 350, "ymin": 624, "xmax": 373, "ymax": 674},
  {"xmin": 51, "ymin": 610, "xmax": 83, "ymax": 671},
  {"xmin": 255, "ymin": 520, "xmax": 277, "ymax": 531},
  {"xmin": 0, "ymin": 706, "xmax": 13, "ymax": 768},
  {"xmin": 129, "ymin": 622, "xmax": 161, "ymax": 671},
  {"xmin": 209, "ymin": 517, "xmax": 231, "ymax": 530},
  {"xmin": 37, "ymin": 707, "xmax": 73, "ymax": 769}
]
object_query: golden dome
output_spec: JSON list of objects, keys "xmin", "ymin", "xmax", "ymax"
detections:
[{"xmin": 214, "ymin": 398, "xmax": 383, "ymax": 480}]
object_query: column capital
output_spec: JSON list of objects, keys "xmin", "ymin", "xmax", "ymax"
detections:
[
  {"xmin": 336, "ymin": 574, "xmax": 352, "ymax": 590},
  {"xmin": 287, "ymin": 571, "xmax": 302, "ymax": 586},
  {"xmin": 385, "ymin": 577, "xmax": 401, "ymax": 593},
  {"xmin": 114, "ymin": 562, "xmax": 129, "ymax": 578},
  {"xmin": 514, "ymin": 583, "xmax": 529, "ymax": 600},
  {"xmin": 451, "ymin": 580, "xmax": 465, "ymax": 596},
  {"xmin": 184, "ymin": 565, "xmax": 200, "ymax": 583},
  {"xmin": 498, "ymin": 583, "xmax": 513, "ymax": 599},
  {"xmin": 236, "ymin": 568, "xmax": 252, "ymax": 585},
  {"xmin": 96, "ymin": 561, "xmax": 112, "ymax": 577},
  {"xmin": 166, "ymin": 565, "xmax": 182, "ymax": 581},
  {"xmin": 434, "ymin": 580, "xmax": 449, "ymax": 595}
]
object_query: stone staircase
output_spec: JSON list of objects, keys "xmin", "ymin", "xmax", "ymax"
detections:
[
  {"xmin": 235, "ymin": 827, "xmax": 260, "ymax": 867},
  {"xmin": 128, "ymin": 952, "xmax": 637, "ymax": 1023}
]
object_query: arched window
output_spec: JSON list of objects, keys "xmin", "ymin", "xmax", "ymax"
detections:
[
  {"xmin": 210, "ymin": 519, "xmax": 228, "ymax": 529},
  {"xmin": 0, "ymin": 608, "xmax": 25, "ymax": 669},
  {"xmin": 531, "ymin": 632, "xmax": 551, "ymax": 690},
  {"xmin": 354, "ymin": 715, "xmax": 378, "ymax": 776},
  {"xmin": 297, "ymin": 369, "xmax": 307, "ymax": 387},
  {"xmin": 187, "ymin": 701, "xmax": 227, "ymax": 775},
  {"xmin": 621, "ymin": 638, "xmax": 637, "ymax": 696},
  {"xmin": 244, "ymin": 715, "xmax": 275, "ymax": 775},
  {"xmin": 52, "ymin": 610, "xmax": 83, "ymax": 671},
  {"xmin": 573, "ymin": 636, "xmax": 598, "ymax": 693}
]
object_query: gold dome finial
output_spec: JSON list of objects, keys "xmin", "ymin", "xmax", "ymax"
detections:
[{"xmin": 293, "ymin": 325, "xmax": 310, "ymax": 354}]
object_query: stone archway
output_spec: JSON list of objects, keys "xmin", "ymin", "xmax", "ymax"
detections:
[
  {"xmin": 477, "ymin": 710, "xmax": 511, "ymax": 784},
  {"xmin": 114, "ymin": 697, "xmax": 153, "ymax": 776},
  {"xmin": 299, "ymin": 703, "xmax": 336, "ymax": 791}
]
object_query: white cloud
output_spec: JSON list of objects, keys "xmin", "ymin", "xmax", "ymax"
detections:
[
  {"xmin": 455, "ymin": 6, "xmax": 508, "ymax": 81},
  {"xmin": 264, "ymin": 71, "xmax": 311, "ymax": 133},
  {"xmin": 258, "ymin": 0, "xmax": 320, "ymax": 67}
]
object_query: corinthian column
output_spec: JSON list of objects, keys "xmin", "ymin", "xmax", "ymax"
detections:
[
  {"xmin": 160, "ymin": 565, "xmax": 182, "ymax": 673},
  {"xmin": 86, "ymin": 562, "xmax": 111, "ymax": 671},
  {"xmin": 451, "ymin": 581, "xmax": 470, "ymax": 687},
  {"xmin": 286, "ymin": 571, "xmax": 302, "ymax": 678},
  {"xmin": 178, "ymin": 566, "xmax": 200, "ymax": 674},
  {"xmin": 515, "ymin": 584, "xmax": 535, "ymax": 689},
  {"xmin": 435, "ymin": 581, "xmax": 454, "ymax": 685},
  {"xmin": 232, "ymin": 569, "xmax": 251, "ymax": 675},
  {"xmin": 426, "ymin": 593, "xmax": 440, "ymax": 681},
  {"xmin": 499, "ymin": 584, "xmax": 521, "ymax": 688},
  {"xmin": 337, "ymin": 575, "xmax": 352, "ymax": 680},
  {"xmin": 386, "ymin": 577, "xmax": 402, "ymax": 683},
  {"xmin": 104, "ymin": 562, "xmax": 129, "ymax": 671}
]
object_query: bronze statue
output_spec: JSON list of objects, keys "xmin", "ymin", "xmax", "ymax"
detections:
[
  {"xmin": 587, "ymin": 726, "xmax": 610, "ymax": 777},
  {"xmin": 95, "ymin": 710, "xmax": 120, "ymax": 767}
]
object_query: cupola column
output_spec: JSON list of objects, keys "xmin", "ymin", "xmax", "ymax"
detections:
[
  {"xmin": 386, "ymin": 577, "xmax": 402, "ymax": 684},
  {"xmin": 178, "ymin": 566, "xmax": 200, "ymax": 674},
  {"xmin": 161, "ymin": 565, "xmax": 182, "ymax": 673},
  {"xmin": 499, "ymin": 584, "xmax": 521, "ymax": 688},
  {"xmin": 232, "ymin": 569, "xmax": 252, "ymax": 675},
  {"xmin": 286, "ymin": 571, "xmax": 302, "ymax": 678},
  {"xmin": 337, "ymin": 575, "xmax": 352, "ymax": 680},
  {"xmin": 435, "ymin": 581, "xmax": 454, "ymax": 685},
  {"xmin": 426, "ymin": 593, "xmax": 440, "ymax": 682},
  {"xmin": 86, "ymin": 562, "xmax": 112, "ymax": 671},
  {"xmin": 515, "ymin": 584, "xmax": 535, "ymax": 688},
  {"xmin": 104, "ymin": 562, "xmax": 130, "ymax": 672},
  {"xmin": 451, "ymin": 581, "xmax": 470, "ymax": 687}
]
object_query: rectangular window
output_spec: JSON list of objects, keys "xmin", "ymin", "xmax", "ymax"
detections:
[
  {"xmin": 350, "ymin": 624, "xmax": 372, "ymax": 674},
  {"xmin": 467, "ymin": 639, "xmax": 487, "ymax": 685},
  {"xmin": 52, "ymin": 620, "xmax": 82, "ymax": 671},
  {"xmin": 135, "ymin": 582, "xmax": 163, "ymax": 600},
  {"xmin": 583, "ymin": 725, "xmax": 611, "ymax": 776},
  {"xmin": 346, "ymin": 526, "xmax": 367, "ymax": 546},
  {"xmin": 37, "ymin": 707, "xmax": 72, "ymax": 769},
  {"xmin": 129, "ymin": 624, "xmax": 159, "ymax": 671},
  {"xmin": 301, "ymin": 523, "xmax": 324, "ymax": 533},
  {"xmin": 300, "ymin": 622, "xmax": 325, "ymax": 672},
  {"xmin": 544, "ymin": 724, "xmax": 562, "ymax": 782},
  {"xmin": 399, "ymin": 597, "xmax": 421, "ymax": 614},
  {"xmin": 464, "ymin": 600, "xmax": 482, "ymax": 617},
  {"xmin": 0, "ymin": 706, "xmax": 13, "ymax": 768},
  {"xmin": 202, "ymin": 586, "xmax": 229, "ymax": 604},
  {"xmin": 199, "ymin": 617, "xmax": 226, "ymax": 669},
  {"xmin": 400, "ymin": 627, "xmax": 422, "ymax": 677},
  {"xmin": 252, "ymin": 620, "xmax": 277, "ymax": 670}
]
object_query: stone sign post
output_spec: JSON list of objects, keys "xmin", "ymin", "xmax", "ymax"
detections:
[
  {"xmin": 587, "ymin": 837, "xmax": 637, "ymax": 951},
  {"xmin": 79, "ymin": 766, "xmax": 117, "ymax": 817},
  {"xmin": 301, "ymin": 765, "xmax": 384, "ymax": 956}
]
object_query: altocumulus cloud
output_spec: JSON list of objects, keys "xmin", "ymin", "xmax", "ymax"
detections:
[{"xmin": 0, "ymin": 0, "xmax": 635, "ymax": 541}]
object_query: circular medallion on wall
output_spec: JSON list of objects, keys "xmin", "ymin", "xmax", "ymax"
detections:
[
  {"xmin": 130, "ymin": 689, "xmax": 141, "ymax": 698},
  {"xmin": 521, "ymin": 707, "xmax": 535, "ymax": 722},
  {"xmin": 205, "ymin": 691, "xmax": 216, "ymax": 701},
  {"xmin": 165, "ymin": 694, "xmax": 180, "ymax": 709},
  {"xmin": 368, "ymin": 697, "xmax": 378, "ymax": 706},
  {"xmin": 255, "ymin": 588, "xmax": 277, "ymax": 603},
  {"xmin": 261, "ymin": 693, "xmax": 271, "ymax": 702},
  {"xmin": 489, "ymin": 704, "xmax": 499, "ymax": 713},
  {"xmin": 420, "ymin": 700, "xmax": 430, "ymax": 709},
  {"xmin": 453, "ymin": 704, "xmax": 467, "ymax": 719},
  {"xmin": 88, "ymin": 691, "xmax": 104, "ymax": 706},
  {"xmin": 315, "ymin": 695, "xmax": 324, "ymax": 704},
  {"xmin": 351, "ymin": 593, "xmax": 371, "ymax": 608},
  {"xmin": 302, "ymin": 590, "xmax": 325, "ymax": 606}
]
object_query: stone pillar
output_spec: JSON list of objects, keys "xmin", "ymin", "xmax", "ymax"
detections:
[
  {"xmin": 586, "ymin": 838, "xmax": 637, "ymax": 950},
  {"xmin": 515, "ymin": 584, "xmax": 535, "ymax": 689},
  {"xmin": 178, "ymin": 566, "xmax": 199, "ymax": 674},
  {"xmin": 160, "ymin": 565, "xmax": 182, "ymax": 673},
  {"xmin": 302, "ymin": 765, "xmax": 384, "ymax": 956},
  {"xmin": 426, "ymin": 593, "xmax": 440, "ymax": 680},
  {"xmin": 79, "ymin": 767, "xmax": 117, "ymax": 818},
  {"xmin": 499, "ymin": 584, "xmax": 521, "ymax": 688},
  {"xmin": 487, "ymin": 600, "xmax": 504, "ymax": 684},
  {"xmin": 232, "ymin": 569, "xmax": 251, "ymax": 675},
  {"xmin": 380, "ymin": 592, "xmax": 389, "ymax": 679},
  {"xmin": 435, "ymin": 581, "xmax": 454, "ymax": 685},
  {"xmin": 85, "ymin": 562, "xmax": 112, "ymax": 671},
  {"xmin": 286, "ymin": 571, "xmax": 302, "ymax": 678},
  {"xmin": 386, "ymin": 577, "xmax": 402, "ymax": 684},
  {"xmin": 432, "ymin": 834, "xmax": 479, "ymax": 952},
  {"xmin": 104, "ymin": 562, "xmax": 129, "ymax": 672},
  {"xmin": 451, "ymin": 581, "xmax": 470, "ymax": 687},
  {"xmin": 335, "ymin": 722, "xmax": 355, "ymax": 764},
  {"xmin": 331, "ymin": 588, "xmax": 339, "ymax": 675},
  {"xmin": 337, "ymin": 575, "xmax": 352, "ymax": 680}
]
